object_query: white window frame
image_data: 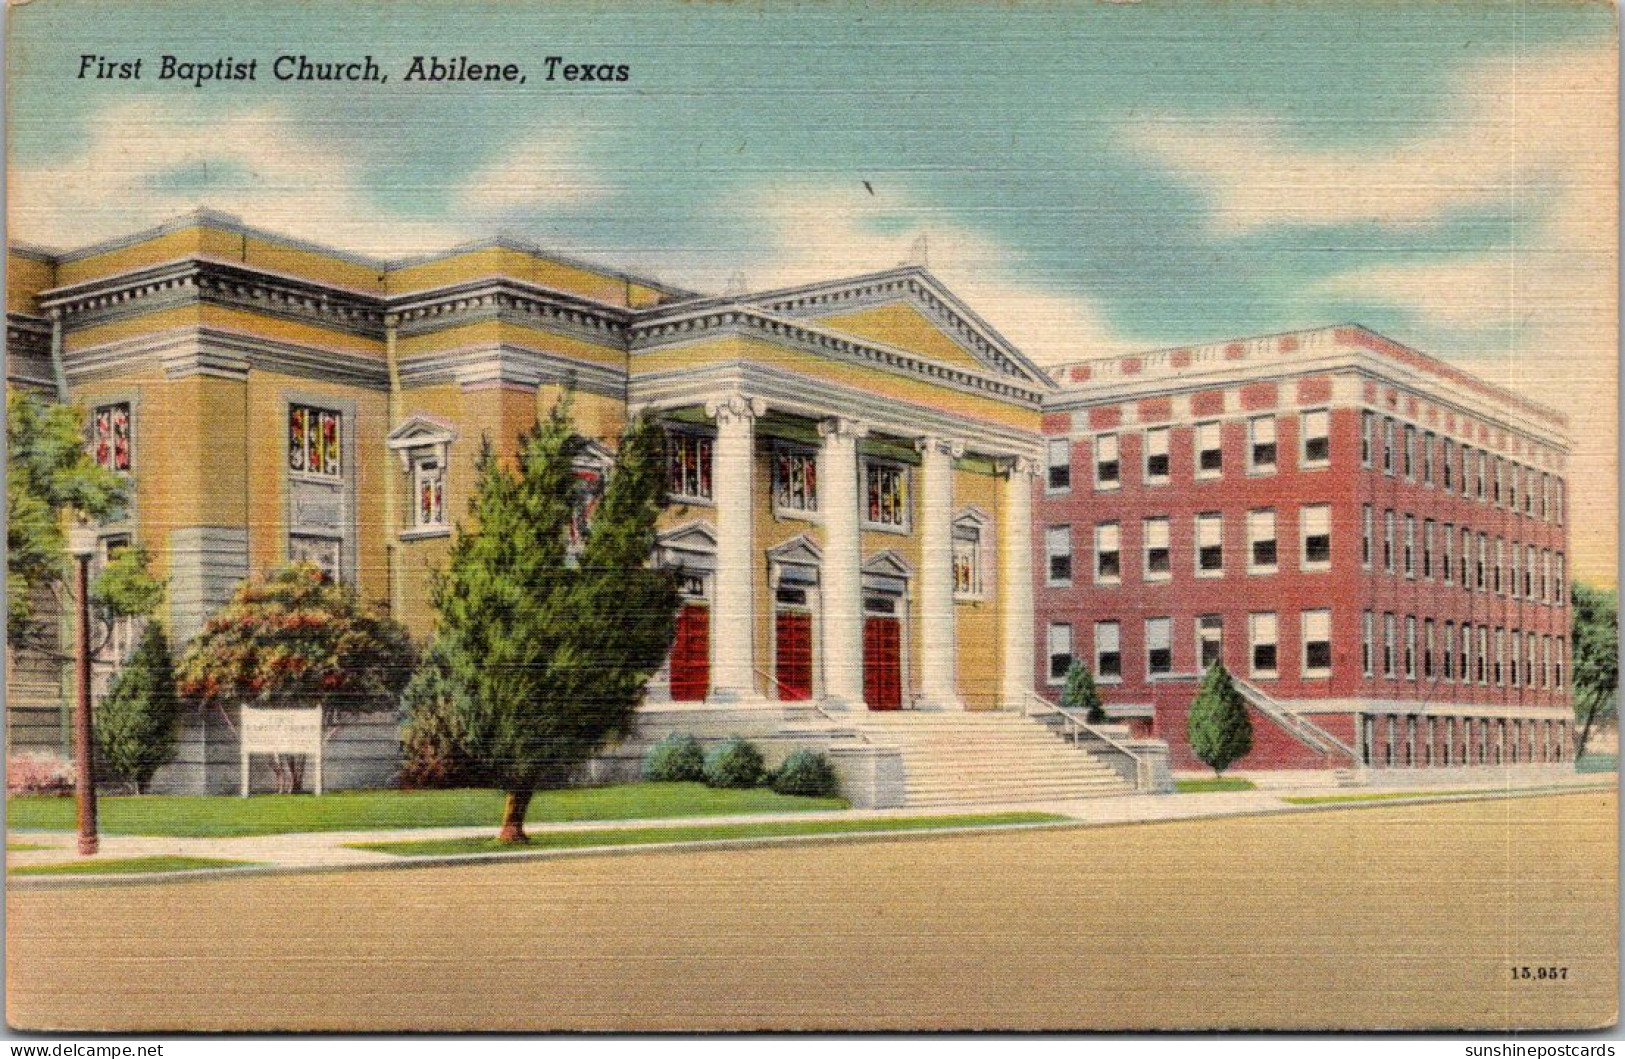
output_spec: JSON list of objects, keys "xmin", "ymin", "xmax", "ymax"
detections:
[
  {"xmin": 771, "ymin": 441, "xmax": 820, "ymax": 518},
  {"xmin": 1094, "ymin": 521, "xmax": 1122, "ymax": 586},
  {"xmin": 1095, "ymin": 620, "xmax": 1122, "ymax": 684},
  {"xmin": 1198, "ymin": 615, "xmax": 1224, "ymax": 672},
  {"xmin": 1248, "ymin": 415, "xmax": 1277, "ymax": 475},
  {"xmin": 1300, "ymin": 504, "xmax": 1331, "ymax": 571},
  {"xmin": 1249, "ymin": 612, "xmax": 1279, "ymax": 680},
  {"xmin": 1143, "ymin": 427, "xmax": 1170, "ymax": 486},
  {"xmin": 1145, "ymin": 617, "xmax": 1173, "ymax": 678},
  {"xmin": 1045, "ymin": 525, "xmax": 1073, "ymax": 588},
  {"xmin": 1194, "ymin": 421, "xmax": 1223, "ymax": 480},
  {"xmin": 861, "ymin": 458, "xmax": 912, "ymax": 533},
  {"xmin": 1142, "ymin": 516, "xmax": 1171, "ymax": 583},
  {"xmin": 1094, "ymin": 433, "xmax": 1121, "ymax": 491},
  {"xmin": 1403, "ymin": 515, "xmax": 1415, "ymax": 579},
  {"xmin": 407, "ymin": 451, "xmax": 449, "ymax": 535},
  {"xmin": 1195, "ymin": 512, "xmax": 1224, "ymax": 578},
  {"xmin": 1047, "ymin": 623, "xmax": 1073, "ymax": 685},
  {"xmin": 666, "ymin": 428, "xmax": 716, "ymax": 504},
  {"xmin": 1045, "ymin": 437, "xmax": 1072, "ymax": 495},
  {"xmin": 1247, "ymin": 508, "xmax": 1277, "ymax": 575},
  {"xmin": 1362, "ymin": 610, "xmax": 1374, "ymax": 676},
  {"xmin": 1405, "ymin": 616, "xmax": 1417, "ymax": 681},
  {"xmin": 1302, "ymin": 609, "xmax": 1332, "ymax": 678},
  {"xmin": 1300, "ymin": 409, "xmax": 1330, "ymax": 469}
]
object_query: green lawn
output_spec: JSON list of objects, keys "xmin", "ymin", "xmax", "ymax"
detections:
[
  {"xmin": 351, "ymin": 812, "xmax": 1067, "ymax": 857},
  {"xmin": 1175, "ymin": 777, "xmax": 1257, "ymax": 793},
  {"xmin": 10, "ymin": 855, "xmax": 257, "ymax": 877},
  {"xmin": 6, "ymin": 783, "xmax": 847, "ymax": 839},
  {"xmin": 1576, "ymin": 753, "xmax": 1618, "ymax": 774},
  {"xmin": 1282, "ymin": 786, "xmax": 1588, "ymax": 806}
]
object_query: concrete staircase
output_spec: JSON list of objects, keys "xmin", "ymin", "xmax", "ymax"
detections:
[{"xmin": 857, "ymin": 710, "xmax": 1136, "ymax": 807}]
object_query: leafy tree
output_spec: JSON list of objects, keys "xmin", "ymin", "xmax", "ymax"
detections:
[
  {"xmin": 1059, "ymin": 660, "xmax": 1105, "ymax": 723},
  {"xmin": 399, "ymin": 637, "xmax": 484, "ymax": 790},
  {"xmin": 175, "ymin": 563, "xmax": 415, "ymax": 792},
  {"xmin": 434, "ymin": 402, "xmax": 678, "ymax": 843},
  {"xmin": 1571, "ymin": 582, "xmax": 1619, "ymax": 761},
  {"xmin": 95, "ymin": 621, "xmax": 180, "ymax": 793},
  {"xmin": 6, "ymin": 388, "xmax": 162, "ymax": 652},
  {"xmin": 1187, "ymin": 662, "xmax": 1253, "ymax": 776}
]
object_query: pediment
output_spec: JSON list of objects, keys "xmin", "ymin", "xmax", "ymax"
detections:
[
  {"xmin": 658, "ymin": 520, "xmax": 717, "ymax": 555},
  {"xmin": 861, "ymin": 549, "xmax": 913, "ymax": 580},
  {"xmin": 386, "ymin": 413, "xmax": 458, "ymax": 450},
  {"xmin": 767, "ymin": 533, "xmax": 823, "ymax": 568}
]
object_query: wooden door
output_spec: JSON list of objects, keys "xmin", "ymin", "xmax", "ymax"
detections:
[
  {"xmin": 669, "ymin": 604, "xmax": 710, "ymax": 702},
  {"xmin": 863, "ymin": 616, "xmax": 902, "ymax": 710},
  {"xmin": 774, "ymin": 611, "xmax": 813, "ymax": 701}
]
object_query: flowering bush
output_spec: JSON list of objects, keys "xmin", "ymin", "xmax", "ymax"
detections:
[{"xmin": 7, "ymin": 754, "xmax": 75, "ymax": 796}]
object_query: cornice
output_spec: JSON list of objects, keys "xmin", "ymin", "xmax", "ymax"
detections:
[
  {"xmin": 397, "ymin": 342, "xmax": 626, "ymax": 398},
  {"xmin": 392, "ymin": 278, "xmax": 631, "ymax": 346},
  {"xmin": 628, "ymin": 306, "xmax": 1045, "ymax": 410},
  {"xmin": 60, "ymin": 325, "xmax": 390, "ymax": 388},
  {"xmin": 7, "ymin": 313, "xmax": 52, "ymax": 355}
]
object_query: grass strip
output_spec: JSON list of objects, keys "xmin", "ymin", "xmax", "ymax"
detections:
[
  {"xmin": 1284, "ymin": 785, "xmax": 1590, "ymax": 806},
  {"xmin": 6, "ymin": 782, "xmax": 847, "ymax": 838},
  {"xmin": 1175, "ymin": 777, "xmax": 1257, "ymax": 793},
  {"xmin": 7, "ymin": 842, "xmax": 56, "ymax": 853},
  {"xmin": 350, "ymin": 812, "xmax": 1068, "ymax": 857},
  {"xmin": 10, "ymin": 855, "xmax": 257, "ymax": 877}
]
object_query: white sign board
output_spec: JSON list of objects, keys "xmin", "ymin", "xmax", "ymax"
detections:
[{"xmin": 240, "ymin": 706, "xmax": 325, "ymax": 796}]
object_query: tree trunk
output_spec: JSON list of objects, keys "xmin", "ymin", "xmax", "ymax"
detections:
[
  {"xmin": 498, "ymin": 789, "xmax": 534, "ymax": 844},
  {"xmin": 289, "ymin": 756, "xmax": 306, "ymax": 794},
  {"xmin": 1576, "ymin": 693, "xmax": 1599, "ymax": 762}
]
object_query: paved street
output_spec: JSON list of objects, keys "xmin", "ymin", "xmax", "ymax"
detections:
[{"xmin": 7, "ymin": 790, "xmax": 1616, "ymax": 1031}]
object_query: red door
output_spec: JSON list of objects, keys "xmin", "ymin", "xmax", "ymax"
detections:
[
  {"xmin": 669, "ymin": 604, "xmax": 710, "ymax": 701},
  {"xmin": 775, "ymin": 611, "xmax": 813, "ymax": 701},
  {"xmin": 864, "ymin": 617, "xmax": 902, "ymax": 710}
]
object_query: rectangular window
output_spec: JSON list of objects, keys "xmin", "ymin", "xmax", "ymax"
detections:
[
  {"xmin": 1476, "ymin": 533, "xmax": 1487, "ymax": 590},
  {"xmin": 1444, "ymin": 621, "xmax": 1456, "ymax": 681},
  {"xmin": 1422, "ymin": 519, "xmax": 1435, "ymax": 579},
  {"xmin": 1047, "ymin": 623, "xmax": 1073, "ymax": 683},
  {"xmin": 1094, "ymin": 522, "xmax": 1121, "ymax": 585},
  {"xmin": 1423, "ymin": 431, "xmax": 1435, "ymax": 484},
  {"xmin": 91, "ymin": 402, "xmax": 133, "ymax": 473},
  {"xmin": 1460, "ymin": 527, "xmax": 1472, "ymax": 588},
  {"xmin": 1556, "ymin": 478, "xmax": 1565, "ymax": 525},
  {"xmin": 1195, "ymin": 421, "xmax": 1223, "ymax": 478},
  {"xmin": 1146, "ymin": 617, "xmax": 1172, "ymax": 677},
  {"xmin": 1403, "ymin": 425, "xmax": 1416, "ymax": 479},
  {"xmin": 1301, "ymin": 504, "xmax": 1331, "ymax": 569},
  {"xmin": 952, "ymin": 523, "xmax": 982, "ymax": 599},
  {"xmin": 1493, "ymin": 457, "xmax": 1504, "ymax": 505},
  {"xmin": 1541, "ymin": 550, "xmax": 1551, "ymax": 602},
  {"xmin": 1403, "ymin": 515, "xmax": 1416, "ymax": 578},
  {"xmin": 1510, "ymin": 630, "xmax": 1520, "ymax": 687},
  {"xmin": 1543, "ymin": 636, "xmax": 1552, "ymax": 688},
  {"xmin": 1508, "ymin": 463, "xmax": 1519, "ymax": 511},
  {"xmin": 1527, "ymin": 543, "xmax": 1536, "ymax": 598},
  {"xmin": 1046, "ymin": 438, "xmax": 1071, "ymax": 493},
  {"xmin": 1361, "ymin": 411, "xmax": 1375, "ymax": 468},
  {"xmin": 1494, "ymin": 538, "xmax": 1504, "ymax": 594},
  {"xmin": 1198, "ymin": 615, "xmax": 1224, "ymax": 671},
  {"xmin": 1461, "ymin": 623, "xmax": 1473, "ymax": 683},
  {"xmin": 1382, "ymin": 418, "xmax": 1396, "ymax": 474},
  {"xmin": 1248, "ymin": 509, "xmax": 1277, "ymax": 573},
  {"xmin": 666, "ymin": 430, "xmax": 714, "ymax": 501},
  {"xmin": 1510, "ymin": 541, "xmax": 1521, "ymax": 598},
  {"xmin": 1302, "ymin": 609, "xmax": 1332, "ymax": 677},
  {"xmin": 1478, "ymin": 626, "xmax": 1489, "ymax": 684},
  {"xmin": 1443, "ymin": 523, "xmax": 1454, "ymax": 584},
  {"xmin": 1249, "ymin": 612, "xmax": 1279, "ymax": 678},
  {"xmin": 1301, "ymin": 409, "xmax": 1330, "ymax": 467},
  {"xmin": 1361, "ymin": 504, "xmax": 1373, "ymax": 568},
  {"xmin": 1541, "ymin": 472, "xmax": 1550, "ymax": 520},
  {"xmin": 1494, "ymin": 628, "xmax": 1505, "ymax": 686},
  {"xmin": 1143, "ymin": 517, "xmax": 1171, "ymax": 581},
  {"xmin": 1095, "ymin": 621, "xmax": 1122, "ymax": 681},
  {"xmin": 1045, "ymin": 526, "xmax": 1072, "ymax": 586},
  {"xmin": 1196, "ymin": 513, "xmax": 1224, "ymax": 576},
  {"xmin": 410, "ymin": 454, "xmax": 447, "ymax": 530},
  {"xmin": 1442, "ymin": 438, "xmax": 1455, "ymax": 489},
  {"xmin": 863, "ymin": 460, "xmax": 911, "ymax": 529},
  {"xmin": 1362, "ymin": 611, "xmax": 1374, "ymax": 676},
  {"xmin": 1405, "ymin": 616, "xmax": 1417, "ymax": 680},
  {"xmin": 1383, "ymin": 510, "xmax": 1395, "ymax": 573},
  {"xmin": 773, "ymin": 444, "xmax": 818, "ymax": 514},
  {"xmin": 1095, "ymin": 433, "xmax": 1120, "ymax": 489},
  {"xmin": 289, "ymin": 404, "xmax": 343, "ymax": 479},
  {"xmin": 1556, "ymin": 636, "xmax": 1565, "ymax": 688},
  {"xmin": 1461, "ymin": 445, "xmax": 1474, "ymax": 497},
  {"xmin": 1143, "ymin": 427, "xmax": 1170, "ymax": 484},
  {"xmin": 1555, "ymin": 552, "xmax": 1566, "ymax": 604},
  {"xmin": 1249, "ymin": 416, "xmax": 1277, "ymax": 474},
  {"xmin": 1383, "ymin": 613, "xmax": 1396, "ymax": 678},
  {"xmin": 1475, "ymin": 449, "xmax": 1486, "ymax": 501}
]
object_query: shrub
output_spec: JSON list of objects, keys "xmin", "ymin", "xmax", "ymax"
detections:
[
  {"xmin": 643, "ymin": 733, "xmax": 706, "ymax": 783},
  {"xmin": 399, "ymin": 638, "xmax": 483, "ymax": 790},
  {"xmin": 1187, "ymin": 662, "xmax": 1253, "ymax": 776},
  {"xmin": 95, "ymin": 621, "xmax": 181, "ymax": 794},
  {"xmin": 770, "ymin": 749, "xmax": 840, "ymax": 798},
  {"xmin": 1059, "ymin": 660, "xmax": 1105, "ymax": 723},
  {"xmin": 8, "ymin": 754, "xmax": 75, "ymax": 796},
  {"xmin": 703, "ymin": 737, "xmax": 765, "ymax": 789}
]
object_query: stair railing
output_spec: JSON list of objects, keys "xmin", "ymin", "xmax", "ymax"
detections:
[
  {"xmin": 1228, "ymin": 675, "xmax": 1360, "ymax": 764},
  {"xmin": 755, "ymin": 667, "xmax": 872, "ymax": 744},
  {"xmin": 1025, "ymin": 693, "xmax": 1151, "ymax": 791}
]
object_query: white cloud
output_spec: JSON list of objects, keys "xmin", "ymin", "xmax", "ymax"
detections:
[
  {"xmin": 709, "ymin": 182, "xmax": 1138, "ymax": 363},
  {"xmin": 1131, "ymin": 44, "xmax": 1616, "ymax": 236},
  {"xmin": 459, "ymin": 135, "xmax": 604, "ymax": 216}
]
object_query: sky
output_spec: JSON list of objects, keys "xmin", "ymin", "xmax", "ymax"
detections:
[{"xmin": 5, "ymin": 0, "xmax": 1618, "ymax": 583}]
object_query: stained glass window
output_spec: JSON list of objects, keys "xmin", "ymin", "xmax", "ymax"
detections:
[
  {"xmin": 773, "ymin": 445, "xmax": 818, "ymax": 513},
  {"xmin": 412, "ymin": 455, "xmax": 446, "ymax": 530},
  {"xmin": 91, "ymin": 402, "xmax": 132, "ymax": 473},
  {"xmin": 569, "ymin": 466, "xmax": 604, "ymax": 547},
  {"xmin": 864, "ymin": 461, "xmax": 909, "ymax": 529},
  {"xmin": 666, "ymin": 431, "xmax": 713, "ymax": 501},
  {"xmin": 289, "ymin": 405, "xmax": 343, "ymax": 478},
  {"xmin": 953, "ymin": 524, "xmax": 981, "ymax": 598}
]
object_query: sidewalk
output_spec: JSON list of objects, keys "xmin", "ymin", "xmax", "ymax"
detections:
[{"xmin": 8, "ymin": 769, "xmax": 1614, "ymax": 886}]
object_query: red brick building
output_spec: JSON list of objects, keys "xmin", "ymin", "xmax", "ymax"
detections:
[{"xmin": 1033, "ymin": 325, "xmax": 1573, "ymax": 772}]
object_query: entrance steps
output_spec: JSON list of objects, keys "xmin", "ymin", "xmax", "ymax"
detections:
[{"xmin": 856, "ymin": 710, "xmax": 1136, "ymax": 807}]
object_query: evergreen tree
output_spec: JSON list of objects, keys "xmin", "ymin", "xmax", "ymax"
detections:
[
  {"xmin": 94, "ymin": 622, "xmax": 181, "ymax": 793},
  {"xmin": 435, "ymin": 403, "xmax": 678, "ymax": 843},
  {"xmin": 1187, "ymin": 662, "xmax": 1253, "ymax": 776},
  {"xmin": 399, "ymin": 636, "xmax": 484, "ymax": 790},
  {"xmin": 1059, "ymin": 660, "xmax": 1105, "ymax": 723}
]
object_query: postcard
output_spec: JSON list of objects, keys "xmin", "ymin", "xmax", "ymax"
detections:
[{"xmin": 3, "ymin": 0, "xmax": 1618, "ymax": 1034}]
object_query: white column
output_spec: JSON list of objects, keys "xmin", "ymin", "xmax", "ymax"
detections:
[
  {"xmin": 917, "ymin": 436, "xmax": 962, "ymax": 709},
  {"xmin": 1000, "ymin": 455, "xmax": 1037, "ymax": 710},
  {"xmin": 818, "ymin": 417, "xmax": 866, "ymax": 708},
  {"xmin": 706, "ymin": 393, "xmax": 765, "ymax": 702}
]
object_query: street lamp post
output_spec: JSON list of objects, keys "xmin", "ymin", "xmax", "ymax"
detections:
[{"xmin": 67, "ymin": 524, "xmax": 99, "ymax": 857}]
